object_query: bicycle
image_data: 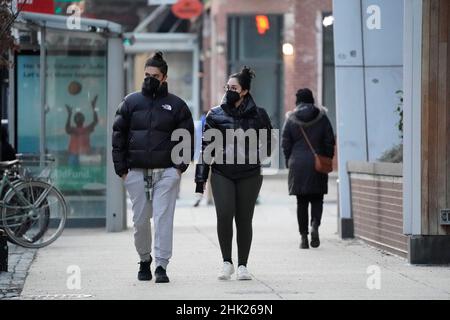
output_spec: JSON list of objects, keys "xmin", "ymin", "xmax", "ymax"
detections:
[{"xmin": 0, "ymin": 156, "xmax": 68, "ymax": 248}]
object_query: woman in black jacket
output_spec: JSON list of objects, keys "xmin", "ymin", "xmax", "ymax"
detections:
[
  {"xmin": 281, "ymin": 88, "xmax": 335, "ymax": 249},
  {"xmin": 195, "ymin": 67, "xmax": 273, "ymax": 281}
]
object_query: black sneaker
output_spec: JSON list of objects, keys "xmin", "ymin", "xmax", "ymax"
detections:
[
  {"xmin": 138, "ymin": 260, "xmax": 152, "ymax": 281},
  {"xmin": 155, "ymin": 266, "xmax": 170, "ymax": 283},
  {"xmin": 300, "ymin": 235, "xmax": 309, "ymax": 249},
  {"xmin": 310, "ymin": 225, "xmax": 320, "ymax": 248}
]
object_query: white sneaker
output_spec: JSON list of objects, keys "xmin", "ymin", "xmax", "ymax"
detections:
[
  {"xmin": 218, "ymin": 262, "xmax": 234, "ymax": 280},
  {"xmin": 237, "ymin": 265, "xmax": 252, "ymax": 281}
]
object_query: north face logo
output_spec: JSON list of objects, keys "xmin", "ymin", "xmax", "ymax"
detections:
[{"xmin": 162, "ymin": 104, "xmax": 172, "ymax": 111}]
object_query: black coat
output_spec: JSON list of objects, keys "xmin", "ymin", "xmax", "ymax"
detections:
[
  {"xmin": 112, "ymin": 82, "xmax": 194, "ymax": 177},
  {"xmin": 281, "ymin": 103, "xmax": 335, "ymax": 195},
  {"xmin": 1, "ymin": 141, "xmax": 16, "ymax": 161},
  {"xmin": 195, "ymin": 94, "xmax": 273, "ymax": 182}
]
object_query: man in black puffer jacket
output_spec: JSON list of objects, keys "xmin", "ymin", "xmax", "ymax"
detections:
[{"xmin": 112, "ymin": 52, "xmax": 194, "ymax": 283}]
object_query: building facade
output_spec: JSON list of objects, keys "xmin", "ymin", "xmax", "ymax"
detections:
[
  {"xmin": 334, "ymin": 0, "xmax": 450, "ymax": 264},
  {"xmin": 201, "ymin": 0, "xmax": 334, "ymax": 135}
]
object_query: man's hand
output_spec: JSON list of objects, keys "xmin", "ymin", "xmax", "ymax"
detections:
[{"xmin": 65, "ymin": 104, "xmax": 73, "ymax": 114}]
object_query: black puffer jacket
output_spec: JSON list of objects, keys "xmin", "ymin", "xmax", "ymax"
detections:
[
  {"xmin": 195, "ymin": 94, "xmax": 273, "ymax": 182},
  {"xmin": 281, "ymin": 103, "xmax": 335, "ymax": 195},
  {"xmin": 112, "ymin": 82, "xmax": 194, "ymax": 177}
]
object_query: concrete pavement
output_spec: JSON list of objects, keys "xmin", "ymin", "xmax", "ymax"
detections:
[
  {"xmin": 19, "ymin": 168, "xmax": 450, "ymax": 300},
  {"xmin": 0, "ymin": 244, "xmax": 36, "ymax": 299}
]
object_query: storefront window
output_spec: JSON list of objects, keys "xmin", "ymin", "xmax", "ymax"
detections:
[{"xmin": 239, "ymin": 15, "xmax": 280, "ymax": 60}]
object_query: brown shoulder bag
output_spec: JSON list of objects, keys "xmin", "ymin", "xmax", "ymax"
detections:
[{"xmin": 299, "ymin": 126, "xmax": 333, "ymax": 174}]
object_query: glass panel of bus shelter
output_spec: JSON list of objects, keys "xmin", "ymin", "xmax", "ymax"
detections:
[
  {"xmin": 17, "ymin": 29, "xmax": 108, "ymax": 224},
  {"xmin": 16, "ymin": 26, "xmax": 41, "ymax": 153}
]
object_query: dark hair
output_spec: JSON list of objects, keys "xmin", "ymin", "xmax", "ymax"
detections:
[
  {"xmin": 74, "ymin": 112, "xmax": 85, "ymax": 124},
  {"xmin": 296, "ymin": 88, "xmax": 315, "ymax": 105},
  {"xmin": 230, "ymin": 66, "xmax": 255, "ymax": 91},
  {"xmin": 145, "ymin": 51, "xmax": 168, "ymax": 76}
]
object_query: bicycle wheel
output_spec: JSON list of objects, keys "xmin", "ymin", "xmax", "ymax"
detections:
[
  {"xmin": 5, "ymin": 185, "xmax": 50, "ymax": 244},
  {"xmin": 0, "ymin": 179, "xmax": 34, "ymax": 244},
  {"xmin": 1, "ymin": 180, "xmax": 67, "ymax": 248}
]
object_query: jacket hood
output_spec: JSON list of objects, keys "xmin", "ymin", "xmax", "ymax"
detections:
[
  {"xmin": 220, "ymin": 93, "xmax": 257, "ymax": 117},
  {"xmin": 289, "ymin": 103, "xmax": 325, "ymax": 127}
]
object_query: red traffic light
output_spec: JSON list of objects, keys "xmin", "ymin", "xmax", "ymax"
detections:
[{"xmin": 255, "ymin": 15, "xmax": 270, "ymax": 35}]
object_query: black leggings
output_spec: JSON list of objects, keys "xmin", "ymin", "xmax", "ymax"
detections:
[
  {"xmin": 210, "ymin": 172, "xmax": 263, "ymax": 266},
  {"xmin": 296, "ymin": 194, "xmax": 324, "ymax": 235}
]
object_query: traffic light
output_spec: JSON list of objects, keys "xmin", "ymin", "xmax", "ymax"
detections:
[{"xmin": 255, "ymin": 15, "xmax": 270, "ymax": 35}]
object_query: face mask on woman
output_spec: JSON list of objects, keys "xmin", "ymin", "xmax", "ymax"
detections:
[{"xmin": 225, "ymin": 90, "xmax": 241, "ymax": 105}]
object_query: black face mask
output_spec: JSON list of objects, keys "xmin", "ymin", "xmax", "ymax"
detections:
[
  {"xmin": 142, "ymin": 76, "xmax": 161, "ymax": 96},
  {"xmin": 225, "ymin": 90, "xmax": 241, "ymax": 105}
]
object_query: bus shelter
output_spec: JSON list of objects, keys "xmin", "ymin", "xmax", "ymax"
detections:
[{"xmin": 9, "ymin": 12, "xmax": 126, "ymax": 231}]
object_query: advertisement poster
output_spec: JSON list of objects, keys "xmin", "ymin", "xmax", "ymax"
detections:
[{"xmin": 17, "ymin": 54, "xmax": 107, "ymax": 196}]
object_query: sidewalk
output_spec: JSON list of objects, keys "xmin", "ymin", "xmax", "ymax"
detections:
[
  {"xmin": 19, "ymin": 168, "xmax": 450, "ymax": 300},
  {"xmin": 0, "ymin": 244, "xmax": 36, "ymax": 299}
]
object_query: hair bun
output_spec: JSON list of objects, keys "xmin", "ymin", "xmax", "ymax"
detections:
[
  {"xmin": 152, "ymin": 51, "xmax": 164, "ymax": 61},
  {"xmin": 241, "ymin": 66, "xmax": 255, "ymax": 79},
  {"xmin": 229, "ymin": 66, "xmax": 255, "ymax": 91}
]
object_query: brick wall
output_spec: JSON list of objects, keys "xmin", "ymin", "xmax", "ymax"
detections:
[
  {"xmin": 290, "ymin": 0, "xmax": 332, "ymax": 114},
  {"xmin": 350, "ymin": 173, "xmax": 407, "ymax": 258}
]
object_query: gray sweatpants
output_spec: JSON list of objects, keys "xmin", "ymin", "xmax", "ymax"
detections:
[{"xmin": 124, "ymin": 167, "xmax": 181, "ymax": 269}]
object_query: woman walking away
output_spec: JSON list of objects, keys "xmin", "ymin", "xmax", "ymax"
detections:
[
  {"xmin": 195, "ymin": 67, "xmax": 273, "ymax": 280},
  {"xmin": 281, "ymin": 88, "xmax": 335, "ymax": 249}
]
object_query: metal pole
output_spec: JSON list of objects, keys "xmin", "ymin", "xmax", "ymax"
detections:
[
  {"xmin": 8, "ymin": 49, "xmax": 15, "ymax": 148},
  {"xmin": 403, "ymin": 0, "xmax": 423, "ymax": 236},
  {"xmin": 106, "ymin": 36, "xmax": 126, "ymax": 232},
  {"xmin": 192, "ymin": 39, "xmax": 200, "ymax": 121},
  {"xmin": 39, "ymin": 26, "xmax": 46, "ymax": 165},
  {"xmin": 358, "ymin": 0, "xmax": 369, "ymax": 162}
]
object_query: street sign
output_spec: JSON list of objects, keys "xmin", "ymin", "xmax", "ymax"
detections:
[
  {"xmin": 171, "ymin": 0, "xmax": 203, "ymax": 20},
  {"xmin": 18, "ymin": 0, "xmax": 54, "ymax": 14}
]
